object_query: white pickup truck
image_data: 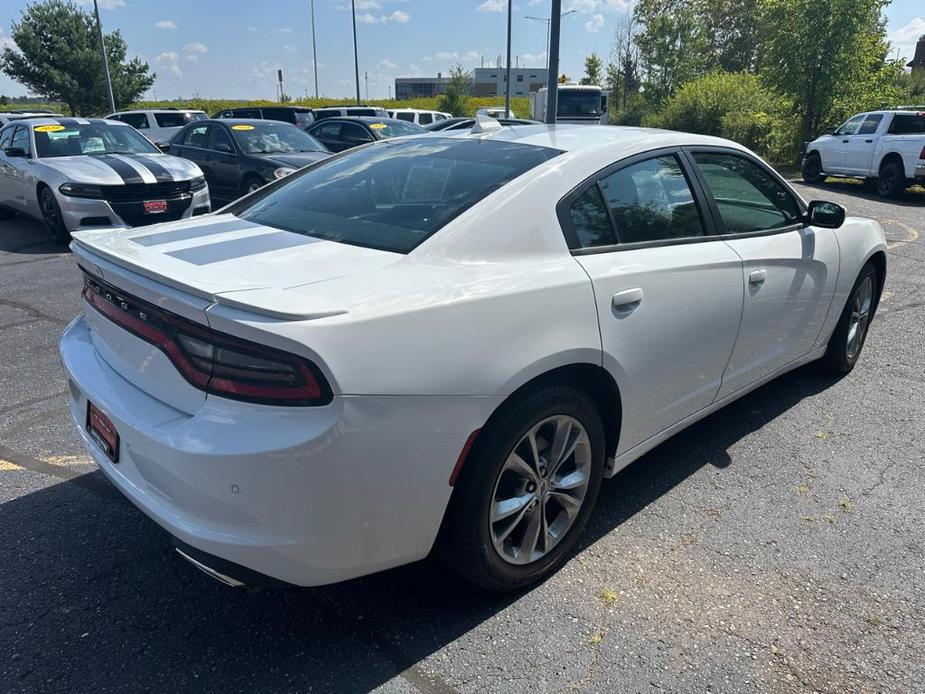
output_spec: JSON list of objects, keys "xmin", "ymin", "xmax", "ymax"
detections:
[{"xmin": 802, "ymin": 109, "xmax": 925, "ymax": 196}]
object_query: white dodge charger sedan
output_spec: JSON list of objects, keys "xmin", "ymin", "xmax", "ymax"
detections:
[{"xmin": 60, "ymin": 123, "xmax": 886, "ymax": 590}]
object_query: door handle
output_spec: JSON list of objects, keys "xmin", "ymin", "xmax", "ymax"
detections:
[
  {"xmin": 841, "ymin": 139, "xmax": 849, "ymax": 143},
  {"xmin": 612, "ymin": 287, "xmax": 643, "ymax": 315},
  {"xmin": 865, "ymin": 139, "xmax": 873, "ymax": 143},
  {"xmin": 748, "ymin": 269, "xmax": 767, "ymax": 286}
]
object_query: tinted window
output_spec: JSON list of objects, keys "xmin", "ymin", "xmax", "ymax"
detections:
[
  {"xmin": 858, "ymin": 114, "xmax": 883, "ymax": 135},
  {"xmin": 235, "ymin": 138, "xmax": 561, "ymax": 253},
  {"xmin": 568, "ymin": 185, "xmax": 616, "ymax": 248},
  {"xmin": 208, "ymin": 125, "xmax": 234, "ymax": 151},
  {"xmin": 183, "ymin": 124, "xmax": 209, "ymax": 148},
  {"xmin": 11, "ymin": 126, "xmax": 30, "ymax": 155},
  {"xmin": 0, "ymin": 126, "xmax": 14, "ymax": 150},
  {"xmin": 340, "ymin": 122, "xmax": 373, "ymax": 144},
  {"xmin": 418, "ymin": 113, "xmax": 433, "ymax": 125},
  {"xmin": 313, "ymin": 122, "xmax": 342, "ymax": 139},
  {"xmin": 692, "ymin": 152, "xmax": 801, "ymax": 233},
  {"xmin": 115, "ymin": 113, "xmax": 149, "ymax": 129},
  {"xmin": 261, "ymin": 108, "xmax": 296, "ymax": 124},
  {"xmin": 888, "ymin": 114, "xmax": 925, "ymax": 134},
  {"xmin": 33, "ymin": 122, "xmax": 157, "ymax": 158},
  {"xmin": 155, "ymin": 112, "xmax": 202, "ymax": 127},
  {"xmin": 232, "ymin": 109, "xmax": 261, "ymax": 119},
  {"xmin": 346, "ymin": 108, "xmax": 377, "ymax": 117},
  {"xmin": 835, "ymin": 115, "xmax": 864, "ymax": 136},
  {"xmin": 396, "ymin": 112, "xmax": 415, "ymax": 122},
  {"xmin": 597, "ymin": 156, "xmax": 704, "ymax": 244},
  {"xmin": 312, "ymin": 110, "xmax": 339, "ymax": 120}
]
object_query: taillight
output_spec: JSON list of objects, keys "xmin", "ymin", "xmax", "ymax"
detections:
[
  {"xmin": 80, "ymin": 271, "xmax": 331, "ymax": 406},
  {"xmin": 919, "ymin": 145, "xmax": 925, "ymax": 160}
]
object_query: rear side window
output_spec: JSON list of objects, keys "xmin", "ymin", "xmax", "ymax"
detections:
[
  {"xmin": 261, "ymin": 108, "xmax": 296, "ymax": 124},
  {"xmin": 858, "ymin": 114, "xmax": 883, "ymax": 135},
  {"xmin": 888, "ymin": 114, "xmax": 925, "ymax": 134},
  {"xmin": 568, "ymin": 186, "xmax": 617, "ymax": 248},
  {"xmin": 155, "ymin": 112, "xmax": 198, "ymax": 128},
  {"xmin": 312, "ymin": 110, "xmax": 339, "ymax": 121},
  {"xmin": 234, "ymin": 138, "xmax": 561, "ymax": 253},
  {"xmin": 395, "ymin": 112, "xmax": 415, "ymax": 122},
  {"xmin": 692, "ymin": 152, "xmax": 800, "ymax": 233},
  {"xmin": 418, "ymin": 113, "xmax": 434, "ymax": 125},
  {"xmin": 117, "ymin": 113, "xmax": 150, "ymax": 129}
]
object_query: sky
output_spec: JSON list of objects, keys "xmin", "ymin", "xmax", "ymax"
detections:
[{"xmin": 1, "ymin": 0, "xmax": 923, "ymax": 101}]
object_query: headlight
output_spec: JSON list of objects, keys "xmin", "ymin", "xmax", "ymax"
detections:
[
  {"xmin": 59, "ymin": 182, "xmax": 104, "ymax": 198},
  {"xmin": 273, "ymin": 167, "xmax": 296, "ymax": 180},
  {"xmin": 190, "ymin": 175, "xmax": 207, "ymax": 191}
]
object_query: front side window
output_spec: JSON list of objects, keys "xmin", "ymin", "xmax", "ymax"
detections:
[
  {"xmin": 234, "ymin": 138, "xmax": 561, "ymax": 254},
  {"xmin": 33, "ymin": 122, "xmax": 158, "ymax": 158},
  {"xmin": 155, "ymin": 111, "xmax": 202, "ymax": 128},
  {"xmin": 418, "ymin": 113, "xmax": 433, "ymax": 125},
  {"xmin": 112, "ymin": 113, "xmax": 149, "ymax": 129},
  {"xmin": 0, "ymin": 126, "xmax": 14, "ymax": 150},
  {"xmin": 395, "ymin": 112, "xmax": 415, "ymax": 122},
  {"xmin": 692, "ymin": 152, "xmax": 801, "ymax": 234},
  {"xmin": 835, "ymin": 115, "xmax": 864, "ymax": 136},
  {"xmin": 598, "ymin": 155, "xmax": 705, "ymax": 244},
  {"xmin": 858, "ymin": 114, "xmax": 883, "ymax": 135},
  {"xmin": 183, "ymin": 124, "xmax": 209, "ymax": 148},
  {"xmin": 10, "ymin": 126, "xmax": 30, "ymax": 154},
  {"xmin": 207, "ymin": 125, "xmax": 235, "ymax": 152}
]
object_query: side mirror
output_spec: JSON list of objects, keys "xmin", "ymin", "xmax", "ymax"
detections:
[
  {"xmin": 214, "ymin": 143, "xmax": 233, "ymax": 154},
  {"xmin": 806, "ymin": 200, "xmax": 846, "ymax": 229},
  {"xmin": 4, "ymin": 147, "xmax": 27, "ymax": 157},
  {"xmin": 156, "ymin": 142, "xmax": 170, "ymax": 152}
]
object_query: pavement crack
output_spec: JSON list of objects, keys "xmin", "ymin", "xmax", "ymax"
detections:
[
  {"xmin": 0, "ymin": 390, "xmax": 67, "ymax": 416},
  {"xmin": 0, "ymin": 298, "xmax": 68, "ymax": 327}
]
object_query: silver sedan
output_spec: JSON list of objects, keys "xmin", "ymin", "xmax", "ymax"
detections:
[{"xmin": 0, "ymin": 117, "xmax": 211, "ymax": 242}]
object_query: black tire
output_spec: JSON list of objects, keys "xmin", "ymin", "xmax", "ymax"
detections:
[
  {"xmin": 876, "ymin": 160, "xmax": 905, "ymax": 198},
  {"xmin": 438, "ymin": 384, "xmax": 606, "ymax": 591},
  {"xmin": 241, "ymin": 175, "xmax": 265, "ymax": 197},
  {"xmin": 821, "ymin": 262, "xmax": 878, "ymax": 374},
  {"xmin": 38, "ymin": 186, "xmax": 70, "ymax": 243},
  {"xmin": 0, "ymin": 206, "xmax": 14, "ymax": 220},
  {"xmin": 801, "ymin": 152, "xmax": 824, "ymax": 184}
]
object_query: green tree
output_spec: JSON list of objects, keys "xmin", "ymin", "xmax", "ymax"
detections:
[
  {"xmin": 581, "ymin": 53, "xmax": 604, "ymax": 85},
  {"xmin": 760, "ymin": 0, "xmax": 901, "ymax": 148},
  {"xmin": 437, "ymin": 64, "xmax": 470, "ymax": 116},
  {"xmin": 0, "ymin": 0, "xmax": 154, "ymax": 116}
]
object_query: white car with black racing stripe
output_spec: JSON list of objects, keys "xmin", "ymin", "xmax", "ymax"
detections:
[{"xmin": 0, "ymin": 116, "xmax": 210, "ymax": 242}]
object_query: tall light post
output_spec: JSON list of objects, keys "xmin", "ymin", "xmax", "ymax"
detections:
[
  {"xmin": 351, "ymin": 0, "xmax": 360, "ymax": 104},
  {"xmin": 545, "ymin": 0, "xmax": 563, "ymax": 124},
  {"xmin": 310, "ymin": 0, "xmax": 319, "ymax": 98},
  {"xmin": 504, "ymin": 0, "xmax": 512, "ymax": 117},
  {"xmin": 525, "ymin": 9, "xmax": 575, "ymax": 74},
  {"xmin": 93, "ymin": 0, "xmax": 116, "ymax": 113}
]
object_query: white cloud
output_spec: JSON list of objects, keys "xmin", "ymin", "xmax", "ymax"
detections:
[
  {"xmin": 585, "ymin": 13, "xmax": 604, "ymax": 32},
  {"xmin": 183, "ymin": 42, "xmax": 208, "ymax": 54},
  {"xmin": 0, "ymin": 25, "xmax": 14, "ymax": 51},
  {"xmin": 154, "ymin": 20, "xmax": 177, "ymax": 30},
  {"xmin": 76, "ymin": 0, "xmax": 125, "ymax": 9},
  {"xmin": 246, "ymin": 26, "xmax": 257, "ymax": 32},
  {"xmin": 355, "ymin": 0, "xmax": 382, "ymax": 8},
  {"xmin": 889, "ymin": 17, "xmax": 925, "ymax": 62},
  {"xmin": 357, "ymin": 10, "xmax": 410, "ymax": 24},
  {"xmin": 378, "ymin": 58, "xmax": 397, "ymax": 69},
  {"xmin": 273, "ymin": 27, "xmax": 293, "ymax": 34},
  {"xmin": 357, "ymin": 13, "xmax": 378, "ymax": 24},
  {"xmin": 521, "ymin": 51, "xmax": 547, "ymax": 66},
  {"xmin": 436, "ymin": 51, "xmax": 459, "ymax": 61},
  {"xmin": 283, "ymin": 44, "xmax": 296, "ymax": 53},
  {"xmin": 155, "ymin": 51, "xmax": 182, "ymax": 77},
  {"xmin": 389, "ymin": 10, "xmax": 410, "ymax": 22},
  {"xmin": 477, "ymin": 0, "xmax": 507, "ymax": 12}
]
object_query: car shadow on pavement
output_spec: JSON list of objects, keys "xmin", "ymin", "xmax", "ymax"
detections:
[
  {"xmin": 0, "ymin": 365, "xmax": 840, "ymax": 693},
  {"xmin": 795, "ymin": 179, "xmax": 925, "ymax": 206},
  {"xmin": 0, "ymin": 218, "xmax": 67, "ymax": 255}
]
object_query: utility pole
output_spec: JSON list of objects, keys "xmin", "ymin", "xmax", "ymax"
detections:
[
  {"xmin": 364, "ymin": 71, "xmax": 368, "ymax": 101},
  {"xmin": 310, "ymin": 0, "xmax": 319, "ymax": 98},
  {"xmin": 504, "ymin": 0, "xmax": 512, "ymax": 117},
  {"xmin": 545, "ymin": 0, "xmax": 562, "ymax": 124},
  {"xmin": 93, "ymin": 0, "xmax": 116, "ymax": 113},
  {"xmin": 351, "ymin": 0, "xmax": 361, "ymax": 104},
  {"xmin": 278, "ymin": 69, "xmax": 284, "ymax": 102}
]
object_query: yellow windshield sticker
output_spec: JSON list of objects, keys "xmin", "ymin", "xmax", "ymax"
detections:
[
  {"xmin": 369, "ymin": 123, "xmax": 387, "ymax": 130},
  {"xmin": 34, "ymin": 124, "xmax": 66, "ymax": 132},
  {"xmin": 231, "ymin": 124, "xmax": 255, "ymax": 130}
]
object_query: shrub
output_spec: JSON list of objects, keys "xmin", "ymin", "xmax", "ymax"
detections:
[{"xmin": 643, "ymin": 71, "xmax": 795, "ymax": 162}]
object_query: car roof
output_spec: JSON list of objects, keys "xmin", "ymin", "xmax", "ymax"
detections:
[
  {"xmin": 204, "ymin": 118, "xmax": 293, "ymax": 126},
  {"xmin": 111, "ymin": 108, "xmax": 205, "ymax": 114},
  {"xmin": 436, "ymin": 124, "xmax": 741, "ymax": 154},
  {"xmin": 7, "ymin": 116, "xmax": 124, "ymax": 127},
  {"xmin": 312, "ymin": 116, "xmax": 409, "ymax": 125}
]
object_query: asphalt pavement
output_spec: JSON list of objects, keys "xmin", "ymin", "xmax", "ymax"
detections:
[{"xmin": 0, "ymin": 179, "xmax": 923, "ymax": 694}]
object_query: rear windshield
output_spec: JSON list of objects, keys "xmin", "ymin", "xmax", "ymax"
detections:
[
  {"xmin": 234, "ymin": 138, "xmax": 561, "ymax": 253},
  {"xmin": 34, "ymin": 122, "xmax": 159, "ymax": 158},
  {"xmin": 154, "ymin": 111, "xmax": 205, "ymax": 127}
]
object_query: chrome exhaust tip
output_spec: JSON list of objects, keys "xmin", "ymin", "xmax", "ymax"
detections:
[{"xmin": 175, "ymin": 548, "xmax": 245, "ymax": 587}]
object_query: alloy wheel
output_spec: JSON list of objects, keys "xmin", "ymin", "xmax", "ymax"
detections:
[
  {"xmin": 489, "ymin": 415, "xmax": 592, "ymax": 566},
  {"xmin": 40, "ymin": 190, "xmax": 67, "ymax": 241},
  {"xmin": 846, "ymin": 276, "xmax": 873, "ymax": 361}
]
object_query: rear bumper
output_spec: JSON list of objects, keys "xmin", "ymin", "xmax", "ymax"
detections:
[
  {"xmin": 915, "ymin": 163, "xmax": 925, "ymax": 181},
  {"xmin": 58, "ymin": 187, "xmax": 211, "ymax": 232},
  {"xmin": 59, "ymin": 315, "xmax": 499, "ymax": 586}
]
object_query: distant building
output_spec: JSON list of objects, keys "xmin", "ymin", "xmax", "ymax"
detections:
[
  {"xmin": 394, "ymin": 67, "xmax": 548, "ymax": 101},
  {"xmin": 908, "ymin": 35, "xmax": 925, "ymax": 71},
  {"xmin": 395, "ymin": 74, "xmax": 451, "ymax": 100}
]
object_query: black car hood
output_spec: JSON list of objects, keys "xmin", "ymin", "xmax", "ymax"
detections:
[{"xmin": 253, "ymin": 151, "xmax": 330, "ymax": 168}]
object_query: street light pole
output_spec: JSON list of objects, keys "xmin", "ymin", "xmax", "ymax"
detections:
[
  {"xmin": 351, "ymin": 0, "xmax": 361, "ymax": 104},
  {"xmin": 93, "ymin": 0, "xmax": 116, "ymax": 113},
  {"xmin": 310, "ymin": 0, "xmax": 319, "ymax": 98},
  {"xmin": 545, "ymin": 0, "xmax": 562, "ymax": 124},
  {"xmin": 526, "ymin": 11, "xmax": 575, "ymax": 76},
  {"xmin": 504, "ymin": 0, "xmax": 512, "ymax": 117}
]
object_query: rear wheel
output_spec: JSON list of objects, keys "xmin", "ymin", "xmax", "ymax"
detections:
[
  {"xmin": 876, "ymin": 160, "xmax": 905, "ymax": 197},
  {"xmin": 801, "ymin": 153, "xmax": 824, "ymax": 184},
  {"xmin": 438, "ymin": 385, "xmax": 605, "ymax": 591},
  {"xmin": 821, "ymin": 262, "xmax": 878, "ymax": 374},
  {"xmin": 39, "ymin": 187, "xmax": 70, "ymax": 243}
]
